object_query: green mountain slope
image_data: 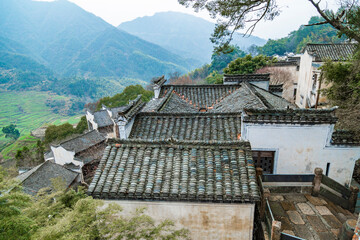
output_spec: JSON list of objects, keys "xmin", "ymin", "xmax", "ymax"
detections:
[
  {"xmin": 118, "ymin": 11, "xmax": 266, "ymax": 64},
  {"xmin": 0, "ymin": 0, "xmax": 195, "ymax": 81}
]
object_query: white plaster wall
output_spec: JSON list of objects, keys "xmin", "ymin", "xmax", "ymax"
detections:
[
  {"xmin": 242, "ymin": 123, "xmax": 360, "ymax": 186},
  {"xmin": 105, "ymin": 200, "xmax": 255, "ymax": 240},
  {"xmin": 85, "ymin": 111, "xmax": 98, "ymax": 130},
  {"xmin": 267, "ymin": 65, "xmax": 299, "ymax": 102},
  {"xmin": 154, "ymin": 86, "xmax": 161, "ymax": 99},
  {"xmin": 125, "ymin": 118, "xmax": 135, "ymax": 138},
  {"xmin": 296, "ymin": 51, "xmax": 313, "ymax": 108},
  {"xmin": 51, "ymin": 146, "xmax": 82, "ymax": 167}
]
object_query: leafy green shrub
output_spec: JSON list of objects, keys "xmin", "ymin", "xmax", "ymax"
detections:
[
  {"xmin": 223, "ymin": 54, "xmax": 275, "ymax": 75},
  {"xmin": 96, "ymin": 85, "xmax": 153, "ymax": 110},
  {"xmin": 2, "ymin": 124, "xmax": 20, "ymax": 140}
]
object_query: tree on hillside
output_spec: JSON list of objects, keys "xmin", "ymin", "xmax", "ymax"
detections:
[
  {"xmin": 209, "ymin": 45, "xmax": 246, "ymax": 72},
  {"xmin": 223, "ymin": 54, "xmax": 275, "ymax": 75},
  {"xmin": 321, "ymin": 59, "xmax": 360, "ymax": 138},
  {"xmin": 2, "ymin": 124, "xmax": 20, "ymax": 140},
  {"xmin": 256, "ymin": 16, "xmax": 347, "ymax": 56},
  {"xmin": 178, "ymin": 0, "xmax": 360, "ymax": 52},
  {"xmin": 96, "ymin": 85, "xmax": 153, "ymax": 111}
]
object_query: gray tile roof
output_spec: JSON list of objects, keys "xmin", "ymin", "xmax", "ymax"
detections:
[
  {"xmin": 304, "ymin": 43, "xmax": 356, "ymax": 62},
  {"xmin": 331, "ymin": 130, "xmax": 360, "ymax": 146},
  {"xmin": 223, "ymin": 73, "xmax": 270, "ymax": 83},
  {"xmin": 251, "ymin": 84, "xmax": 295, "ymax": 109},
  {"xmin": 159, "ymin": 93, "xmax": 198, "ymax": 113},
  {"xmin": 60, "ymin": 130, "xmax": 106, "ymax": 153},
  {"xmin": 88, "ymin": 140, "xmax": 260, "ymax": 203},
  {"xmin": 16, "ymin": 161, "xmax": 79, "ymax": 195},
  {"xmin": 211, "ymin": 84, "xmax": 268, "ymax": 112},
  {"xmin": 151, "ymin": 82, "xmax": 294, "ymax": 113},
  {"xmin": 129, "ymin": 113, "xmax": 242, "ymax": 141},
  {"xmin": 160, "ymin": 84, "xmax": 241, "ymax": 109},
  {"xmin": 93, "ymin": 110, "xmax": 113, "ymax": 128},
  {"xmin": 243, "ymin": 108, "xmax": 338, "ymax": 124}
]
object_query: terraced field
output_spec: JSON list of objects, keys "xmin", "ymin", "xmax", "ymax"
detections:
[{"xmin": 0, "ymin": 91, "xmax": 81, "ymax": 151}]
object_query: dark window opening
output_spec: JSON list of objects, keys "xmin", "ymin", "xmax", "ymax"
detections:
[
  {"xmin": 252, "ymin": 151, "xmax": 275, "ymax": 174},
  {"xmin": 326, "ymin": 162, "xmax": 330, "ymax": 176}
]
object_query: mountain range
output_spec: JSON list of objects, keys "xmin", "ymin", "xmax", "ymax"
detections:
[
  {"xmin": 119, "ymin": 11, "xmax": 267, "ymax": 64},
  {"xmin": 0, "ymin": 0, "xmax": 198, "ymax": 84}
]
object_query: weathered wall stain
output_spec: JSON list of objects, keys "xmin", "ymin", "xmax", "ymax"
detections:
[{"xmin": 106, "ymin": 200, "xmax": 255, "ymax": 240}]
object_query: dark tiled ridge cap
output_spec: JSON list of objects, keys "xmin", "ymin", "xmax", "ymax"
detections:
[
  {"xmin": 152, "ymin": 75, "xmax": 166, "ymax": 85},
  {"xmin": 223, "ymin": 73, "xmax": 270, "ymax": 81},
  {"xmin": 107, "ymin": 138, "xmax": 250, "ymax": 148},
  {"xmin": 119, "ymin": 95, "xmax": 143, "ymax": 116},
  {"xmin": 271, "ymin": 61, "xmax": 299, "ymax": 66},
  {"xmin": 269, "ymin": 84, "xmax": 283, "ymax": 92},
  {"xmin": 243, "ymin": 108, "xmax": 337, "ymax": 124},
  {"xmin": 331, "ymin": 130, "xmax": 360, "ymax": 146},
  {"xmin": 161, "ymin": 84, "xmax": 243, "ymax": 88},
  {"xmin": 58, "ymin": 130, "xmax": 104, "ymax": 148},
  {"xmin": 156, "ymin": 86, "xmax": 174, "ymax": 112},
  {"xmin": 136, "ymin": 112, "xmax": 242, "ymax": 117}
]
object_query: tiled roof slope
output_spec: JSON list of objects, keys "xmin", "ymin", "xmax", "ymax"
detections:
[
  {"xmin": 159, "ymin": 93, "xmax": 198, "ymax": 113},
  {"xmin": 211, "ymin": 84, "xmax": 268, "ymax": 112},
  {"xmin": 243, "ymin": 108, "xmax": 338, "ymax": 124},
  {"xmin": 93, "ymin": 110, "xmax": 113, "ymax": 128},
  {"xmin": 17, "ymin": 161, "xmax": 79, "ymax": 195},
  {"xmin": 160, "ymin": 84, "xmax": 241, "ymax": 109},
  {"xmin": 251, "ymin": 84, "xmax": 295, "ymax": 109},
  {"xmin": 304, "ymin": 43, "xmax": 356, "ymax": 62},
  {"xmin": 60, "ymin": 130, "xmax": 106, "ymax": 153},
  {"xmin": 331, "ymin": 130, "xmax": 360, "ymax": 146},
  {"xmin": 88, "ymin": 140, "xmax": 260, "ymax": 203},
  {"xmin": 152, "ymin": 83, "xmax": 295, "ymax": 113},
  {"xmin": 129, "ymin": 113, "xmax": 242, "ymax": 141}
]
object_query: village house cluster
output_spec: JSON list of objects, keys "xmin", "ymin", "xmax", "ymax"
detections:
[{"xmin": 19, "ymin": 43, "xmax": 360, "ymax": 239}]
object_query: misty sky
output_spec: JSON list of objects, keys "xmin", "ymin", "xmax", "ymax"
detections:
[{"xmin": 66, "ymin": 0, "xmax": 339, "ymax": 40}]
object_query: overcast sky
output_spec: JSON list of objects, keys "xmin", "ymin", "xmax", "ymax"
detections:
[{"xmin": 67, "ymin": 0, "xmax": 339, "ymax": 40}]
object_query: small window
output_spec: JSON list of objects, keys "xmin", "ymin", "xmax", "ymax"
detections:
[
  {"xmin": 326, "ymin": 163, "xmax": 330, "ymax": 176},
  {"xmin": 312, "ymin": 74, "xmax": 318, "ymax": 92},
  {"xmin": 252, "ymin": 151, "xmax": 275, "ymax": 174}
]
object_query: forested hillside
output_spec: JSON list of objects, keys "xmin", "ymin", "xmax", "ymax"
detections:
[{"xmin": 256, "ymin": 16, "xmax": 346, "ymax": 56}]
